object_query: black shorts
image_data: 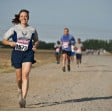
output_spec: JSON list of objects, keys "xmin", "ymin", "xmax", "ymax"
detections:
[
  {"xmin": 62, "ymin": 50, "xmax": 71, "ymax": 56},
  {"xmin": 55, "ymin": 52, "xmax": 61, "ymax": 56},
  {"xmin": 76, "ymin": 54, "xmax": 82, "ymax": 60},
  {"xmin": 11, "ymin": 50, "xmax": 35, "ymax": 69}
]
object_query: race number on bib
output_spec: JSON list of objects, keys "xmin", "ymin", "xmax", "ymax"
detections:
[
  {"xmin": 15, "ymin": 38, "xmax": 30, "ymax": 51},
  {"xmin": 56, "ymin": 48, "xmax": 60, "ymax": 53},
  {"xmin": 76, "ymin": 48, "xmax": 81, "ymax": 54},
  {"xmin": 63, "ymin": 42, "xmax": 69, "ymax": 48}
]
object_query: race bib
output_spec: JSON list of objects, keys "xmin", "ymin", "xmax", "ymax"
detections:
[
  {"xmin": 63, "ymin": 42, "xmax": 69, "ymax": 48},
  {"xmin": 56, "ymin": 48, "xmax": 60, "ymax": 52},
  {"xmin": 15, "ymin": 38, "xmax": 30, "ymax": 51},
  {"xmin": 76, "ymin": 48, "xmax": 81, "ymax": 53}
]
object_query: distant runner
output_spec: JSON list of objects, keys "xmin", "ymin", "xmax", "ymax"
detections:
[
  {"xmin": 75, "ymin": 38, "xmax": 84, "ymax": 67},
  {"xmin": 70, "ymin": 44, "xmax": 76, "ymax": 63},
  {"xmin": 2, "ymin": 9, "xmax": 39, "ymax": 108},
  {"xmin": 60, "ymin": 28, "xmax": 75, "ymax": 72},
  {"xmin": 54, "ymin": 40, "xmax": 62, "ymax": 64}
]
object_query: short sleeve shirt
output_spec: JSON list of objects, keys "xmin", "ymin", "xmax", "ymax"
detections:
[
  {"xmin": 3, "ymin": 24, "xmax": 38, "ymax": 51},
  {"xmin": 75, "ymin": 43, "xmax": 83, "ymax": 54}
]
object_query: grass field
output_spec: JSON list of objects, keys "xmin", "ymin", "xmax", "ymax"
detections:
[{"xmin": 0, "ymin": 48, "xmax": 55, "ymax": 73}]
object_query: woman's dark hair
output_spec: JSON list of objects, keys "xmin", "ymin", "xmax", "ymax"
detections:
[
  {"xmin": 57, "ymin": 40, "xmax": 60, "ymax": 44},
  {"xmin": 64, "ymin": 27, "xmax": 69, "ymax": 32},
  {"xmin": 78, "ymin": 38, "xmax": 81, "ymax": 43},
  {"xmin": 12, "ymin": 9, "xmax": 29, "ymax": 24}
]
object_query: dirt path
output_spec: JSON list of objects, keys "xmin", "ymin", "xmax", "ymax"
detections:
[{"xmin": 0, "ymin": 55, "xmax": 112, "ymax": 111}]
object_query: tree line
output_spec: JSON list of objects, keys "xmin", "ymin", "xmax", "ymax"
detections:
[
  {"xmin": 83, "ymin": 39, "xmax": 112, "ymax": 52},
  {"xmin": 0, "ymin": 39, "xmax": 112, "ymax": 52}
]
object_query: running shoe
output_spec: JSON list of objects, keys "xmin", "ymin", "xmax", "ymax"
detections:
[
  {"xmin": 57, "ymin": 61, "xmax": 60, "ymax": 64},
  {"xmin": 18, "ymin": 91, "xmax": 26, "ymax": 108},
  {"xmin": 62, "ymin": 66, "xmax": 66, "ymax": 72},
  {"xmin": 19, "ymin": 98, "xmax": 26, "ymax": 108},
  {"xmin": 18, "ymin": 90, "xmax": 22, "ymax": 108},
  {"xmin": 67, "ymin": 65, "xmax": 70, "ymax": 72},
  {"xmin": 19, "ymin": 100, "xmax": 23, "ymax": 108},
  {"xmin": 21, "ymin": 98, "xmax": 26, "ymax": 108}
]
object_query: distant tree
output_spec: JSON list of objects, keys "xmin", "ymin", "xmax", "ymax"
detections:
[{"xmin": 38, "ymin": 40, "xmax": 54, "ymax": 50}]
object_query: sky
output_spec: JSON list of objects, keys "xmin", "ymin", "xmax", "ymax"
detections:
[{"xmin": 0, "ymin": 0, "xmax": 112, "ymax": 42}]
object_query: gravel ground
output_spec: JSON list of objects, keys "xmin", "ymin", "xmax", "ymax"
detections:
[{"xmin": 0, "ymin": 55, "xmax": 112, "ymax": 111}]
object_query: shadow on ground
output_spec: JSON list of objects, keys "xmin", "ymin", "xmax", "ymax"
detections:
[{"xmin": 28, "ymin": 96, "xmax": 112, "ymax": 108}]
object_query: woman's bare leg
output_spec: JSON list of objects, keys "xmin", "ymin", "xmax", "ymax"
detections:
[
  {"xmin": 67, "ymin": 55, "xmax": 71, "ymax": 71},
  {"xmin": 62, "ymin": 54, "xmax": 67, "ymax": 72},
  {"xmin": 16, "ymin": 69, "xmax": 22, "ymax": 107},
  {"xmin": 22, "ymin": 62, "xmax": 32, "ymax": 100},
  {"xmin": 16, "ymin": 69, "xmax": 22, "ymax": 91}
]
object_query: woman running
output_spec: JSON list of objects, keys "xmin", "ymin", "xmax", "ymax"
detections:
[
  {"xmin": 75, "ymin": 38, "xmax": 83, "ymax": 67},
  {"xmin": 2, "ymin": 9, "xmax": 39, "ymax": 108},
  {"xmin": 54, "ymin": 40, "xmax": 62, "ymax": 64},
  {"xmin": 60, "ymin": 28, "xmax": 75, "ymax": 72},
  {"xmin": 70, "ymin": 44, "xmax": 76, "ymax": 63}
]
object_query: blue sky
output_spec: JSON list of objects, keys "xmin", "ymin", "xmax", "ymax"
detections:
[{"xmin": 0, "ymin": 0, "xmax": 112, "ymax": 42}]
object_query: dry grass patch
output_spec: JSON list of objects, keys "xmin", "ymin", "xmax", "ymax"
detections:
[{"xmin": 0, "ymin": 48, "xmax": 55, "ymax": 73}]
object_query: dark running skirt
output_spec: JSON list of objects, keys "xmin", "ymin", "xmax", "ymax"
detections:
[
  {"xmin": 76, "ymin": 53, "xmax": 82, "ymax": 60},
  {"xmin": 11, "ymin": 50, "xmax": 35, "ymax": 69},
  {"xmin": 62, "ymin": 50, "xmax": 71, "ymax": 56}
]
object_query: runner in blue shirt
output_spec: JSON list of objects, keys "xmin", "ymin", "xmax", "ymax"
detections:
[{"xmin": 60, "ymin": 28, "xmax": 75, "ymax": 72}]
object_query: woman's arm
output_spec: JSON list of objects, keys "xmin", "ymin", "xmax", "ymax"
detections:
[
  {"xmin": 2, "ymin": 27, "xmax": 16, "ymax": 47},
  {"xmin": 2, "ymin": 39, "xmax": 16, "ymax": 47},
  {"xmin": 32, "ymin": 29, "xmax": 39, "ymax": 51},
  {"xmin": 32, "ymin": 41, "xmax": 39, "ymax": 51}
]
